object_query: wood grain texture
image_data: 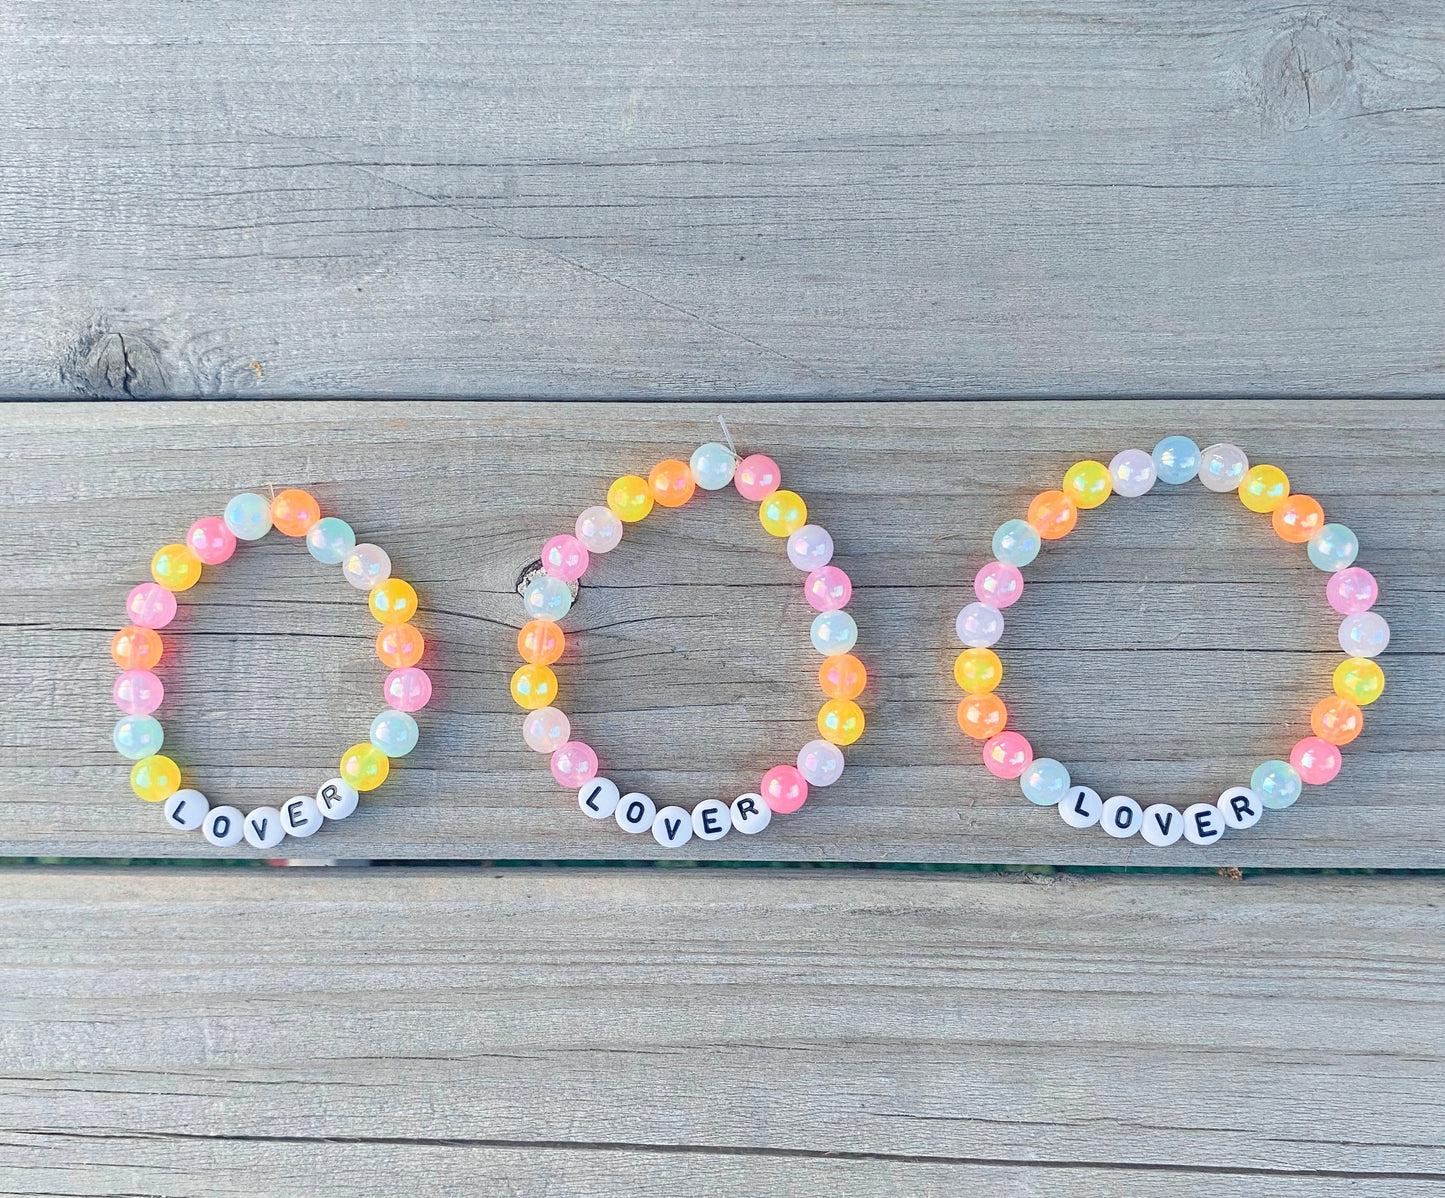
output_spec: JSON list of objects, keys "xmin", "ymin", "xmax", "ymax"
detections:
[
  {"xmin": 0, "ymin": 399, "xmax": 1439, "ymax": 865},
  {"xmin": 2, "ymin": 1, "xmax": 1445, "ymax": 398},
  {"xmin": 1, "ymin": 868, "xmax": 1441, "ymax": 1196}
]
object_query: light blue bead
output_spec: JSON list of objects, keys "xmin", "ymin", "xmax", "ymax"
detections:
[
  {"xmin": 1020, "ymin": 758, "xmax": 1071, "ymax": 806},
  {"xmin": 370, "ymin": 710, "xmax": 419, "ymax": 757},
  {"xmin": 224, "ymin": 491, "xmax": 272, "ymax": 540},
  {"xmin": 1152, "ymin": 436, "xmax": 1201, "ymax": 485},
  {"xmin": 523, "ymin": 573, "xmax": 573, "ymax": 620},
  {"xmin": 810, "ymin": 609, "xmax": 858, "ymax": 655},
  {"xmin": 690, "ymin": 442, "xmax": 737, "ymax": 491},
  {"xmin": 113, "ymin": 715, "xmax": 164, "ymax": 760},
  {"xmin": 1252, "ymin": 760, "xmax": 1303, "ymax": 809},
  {"xmin": 306, "ymin": 516, "xmax": 356, "ymax": 565},
  {"xmin": 1308, "ymin": 524, "xmax": 1359, "ymax": 572},
  {"xmin": 991, "ymin": 519, "xmax": 1041, "ymax": 568}
]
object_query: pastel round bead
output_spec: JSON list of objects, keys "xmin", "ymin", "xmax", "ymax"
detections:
[
  {"xmin": 1290, "ymin": 736, "xmax": 1342, "ymax": 786},
  {"xmin": 223, "ymin": 492, "xmax": 273, "ymax": 540},
  {"xmin": 607, "ymin": 475, "xmax": 654, "ymax": 523},
  {"xmin": 186, "ymin": 516, "xmax": 237, "ymax": 565},
  {"xmin": 384, "ymin": 666, "xmax": 433, "ymax": 712},
  {"xmin": 954, "ymin": 648, "xmax": 1002, "ymax": 694},
  {"xmin": 819, "ymin": 653, "xmax": 867, "ymax": 700},
  {"xmin": 1272, "ymin": 495, "xmax": 1325, "ymax": 543},
  {"xmin": 991, "ymin": 519, "xmax": 1040, "ymax": 568},
  {"xmin": 271, "ymin": 489, "xmax": 320, "ymax": 536},
  {"xmin": 1027, "ymin": 490, "xmax": 1077, "ymax": 539},
  {"xmin": 510, "ymin": 663, "xmax": 557, "ymax": 710},
  {"xmin": 376, "ymin": 622, "xmax": 425, "ymax": 669},
  {"xmin": 1334, "ymin": 657, "xmax": 1385, "ymax": 705},
  {"xmin": 796, "ymin": 738, "xmax": 845, "ymax": 787},
  {"xmin": 1308, "ymin": 524, "xmax": 1359, "ymax": 572},
  {"xmin": 130, "ymin": 754, "xmax": 181, "ymax": 803},
  {"xmin": 690, "ymin": 442, "xmax": 737, "ymax": 491},
  {"xmin": 125, "ymin": 582, "xmax": 177, "ymax": 629},
  {"xmin": 522, "ymin": 573, "xmax": 572, "ymax": 621},
  {"xmin": 1152, "ymin": 436, "xmax": 1201, "ymax": 485},
  {"xmin": 114, "ymin": 669, "xmax": 163, "ymax": 715},
  {"xmin": 542, "ymin": 534, "xmax": 589, "ymax": 582},
  {"xmin": 112, "ymin": 715, "xmax": 164, "ymax": 760},
  {"xmin": 111, "ymin": 625, "xmax": 163, "ymax": 671},
  {"xmin": 974, "ymin": 561, "xmax": 1023, "ymax": 608},
  {"xmin": 760, "ymin": 489, "xmax": 807, "ymax": 537},
  {"xmin": 1238, "ymin": 464, "xmax": 1290, "ymax": 513},
  {"xmin": 151, "ymin": 544, "xmax": 202, "ymax": 592},
  {"xmin": 1199, "ymin": 443, "xmax": 1249, "ymax": 492},
  {"xmin": 340, "ymin": 742, "xmax": 389, "ymax": 791},
  {"xmin": 1020, "ymin": 757, "xmax": 1070, "ymax": 806},
  {"xmin": 1339, "ymin": 611, "xmax": 1390, "ymax": 657},
  {"xmin": 342, "ymin": 543, "xmax": 392, "ymax": 591},
  {"xmin": 648, "ymin": 459, "xmax": 696, "ymax": 507},
  {"xmin": 761, "ymin": 764, "xmax": 807, "ymax": 814},
  {"xmin": 956, "ymin": 602, "xmax": 1003, "ymax": 648},
  {"xmin": 369, "ymin": 578, "xmax": 419, "ymax": 625},
  {"xmin": 804, "ymin": 565, "xmax": 851, "ymax": 612},
  {"xmin": 1311, "ymin": 695, "xmax": 1363, "ymax": 745},
  {"xmin": 1251, "ymin": 759, "xmax": 1303, "ymax": 809},
  {"xmin": 517, "ymin": 619, "xmax": 565, "ymax": 666},
  {"xmin": 957, "ymin": 693, "xmax": 1007, "ymax": 739},
  {"xmin": 810, "ymin": 610, "xmax": 858, "ymax": 655},
  {"xmin": 1327, "ymin": 567, "xmax": 1378, "ymax": 614},
  {"xmin": 551, "ymin": 741, "xmax": 599, "ymax": 788},
  {"xmin": 575, "ymin": 506, "xmax": 623, "ymax": 553},
  {"xmin": 1108, "ymin": 449, "xmax": 1157, "ymax": 498},
  {"xmin": 370, "ymin": 709, "xmax": 420, "ymax": 757},
  {"xmin": 306, "ymin": 516, "xmax": 356, "ymax": 565},
  {"xmin": 734, "ymin": 455, "xmax": 781, "ymax": 501},
  {"xmin": 787, "ymin": 525, "xmax": 834, "ymax": 571},
  {"xmin": 817, "ymin": 698, "xmax": 864, "ymax": 746},
  {"xmin": 982, "ymin": 731, "xmax": 1033, "ymax": 779},
  {"xmin": 1062, "ymin": 460, "xmax": 1112, "ymax": 509},
  {"xmin": 523, "ymin": 706, "xmax": 571, "ymax": 753}
]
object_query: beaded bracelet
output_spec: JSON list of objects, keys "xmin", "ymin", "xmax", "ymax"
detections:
[
  {"xmin": 955, "ymin": 437, "xmax": 1389, "ymax": 847},
  {"xmin": 511, "ymin": 434, "xmax": 866, "ymax": 848},
  {"xmin": 111, "ymin": 488, "xmax": 432, "ymax": 849}
]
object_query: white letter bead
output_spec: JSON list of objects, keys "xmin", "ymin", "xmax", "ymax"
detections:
[
  {"xmin": 316, "ymin": 777, "xmax": 359, "ymax": 821},
  {"xmin": 164, "ymin": 789, "xmax": 209, "ymax": 831},
  {"xmin": 616, "ymin": 792, "xmax": 655, "ymax": 834},
  {"xmin": 281, "ymin": 795, "xmax": 323, "ymax": 838},
  {"xmin": 1141, "ymin": 803, "xmax": 1184, "ymax": 846},
  {"xmin": 203, "ymin": 805, "xmax": 244, "ymax": 847},
  {"xmin": 652, "ymin": 805, "xmax": 694, "ymax": 848},
  {"xmin": 730, "ymin": 792, "xmax": 772, "ymax": 834},
  {"xmin": 243, "ymin": 807, "xmax": 287, "ymax": 850},
  {"xmin": 692, "ymin": 798, "xmax": 732, "ymax": 840},
  {"xmin": 578, "ymin": 777, "xmax": 621, "ymax": 820},
  {"xmin": 1217, "ymin": 786, "xmax": 1264, "ymax": 830},
  {"xmin": 1058, "ymin": 786, "xmax": 1102, "ymax": 829},
  {"xmin": 1101, "ymin": 795, "xmax": 1143, "ymax": 839},
  {"xmin": 1183, "ymin": 802, "xmax": 1226, "ymax": 845}
]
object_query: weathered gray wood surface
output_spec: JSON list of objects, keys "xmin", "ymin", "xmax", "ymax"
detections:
[
  {"xmin": 3, "ymin": 2, "xmax": 1444, "ymax": 398},
  {"xmin": 1, "ymin": 869, "xmax": 1440, "ymax": 1196},
  {"xmin": 0, "ymin": 399, "xmax": 1438, "ymax": 865}
]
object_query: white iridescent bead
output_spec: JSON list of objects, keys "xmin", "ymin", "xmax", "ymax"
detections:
[
  {"xmin": 1198, "ymin": 443, "xmax": 1249, "ymax": 492},
  {"xmin": 955, "ymin": 602, "xmax": 1003, "ymax": 648},
  {"xmin": 223, "ymin": 492, "xmax": 272, "ymax": 540},
  {"xmin": 523, "ymin": 706, "xmax": 571, "ymax": 753},
  {"xmin": 1308, "ymin": 524, "xmax": 1359, "ymax": 573},
  {"xmin": 342, "ymin": 543, "xmax": 392, "ymax": 590},
  {"xmin": 1020, "ymin": 758, "xmax": 1070, "ymax": 806},
  {"xmin": 810, "ymin": 610, "xmax": 857, "ymax": 655},
  {"xmin": 1338, "ymin": 611, "xmax": 1389, "ymax": 657},
  {"xmin": 991, "ymin": 520, "xmax": 1040, "ymax": 568},
  {"xmin": 787, "ymin": 525, "xmax": 834, "ymax": 571},
  {"xmin": 575, "ymin": 505, "xmax": 623, "ymax": 553},
  {"xmin": 690, "ymin": 442, "xmax": 738, "ymax": 490},
  {"xmin": 523, "ymin": 573, "xmax": 573, "ymax": 620},
  {"xmin": 796, "ymin": 739, "xmax": 845, "ymax": 787},
  {"xmin": 1108, "ymin": 449, "xmax": 1157, "ymax": 497}
]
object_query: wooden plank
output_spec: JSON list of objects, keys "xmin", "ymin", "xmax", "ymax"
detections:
[
  {"xmin": 0, "ymin": 868, "xmax": 1441, "ymax": 1196},
  {"xmin": 0, "ymin": 399, "xmax": 1439, "ymax": 865},
  {"xmin": 2, "ymin": 1, "xmax": 1444, "ymax": 398}
]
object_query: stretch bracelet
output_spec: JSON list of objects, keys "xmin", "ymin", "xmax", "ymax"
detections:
[
  {"xmin": 954, "ymin": 437, "xmax": 1389, "ymax": 847},
  {"xmin": 111, "ymin": 489, "xmax": 432, "ymax": 849},
  {"xmin": 511, "ymin": 437, "xmax": 866, "ymax": 848}
]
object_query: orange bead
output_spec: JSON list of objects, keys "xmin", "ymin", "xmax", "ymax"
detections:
[
  {"xmin": 1311, "ymin": 695, "xmax": 1364, "ymax": 746},
  {"xmin": 819, "ymin": 653, "xmax": 867, "ymax": 700},
  {"xmin": 1272, "ymin": 494, "xmax": 1325, "ymax": 543},
  {"xmin": 1026, "ymin": 490, "xmax": 1078, "ymax": 540},
  {"xmin": 271, "ymin": 489, "xmax": 320, "ymax": 536},
  {"xmin": 376, "ymin": 622, "xmax": 426, "ymax": 669},
  {"xmin": 648, "ymin": 459, "xmax": 697, "ymax": 507},
  {"xmin": 517, "ymin": 619, "xmax": 565, "ymax": 666},
  {"xmin": 111, "ymin": 625, "xmax": 163, "ymax": 671},
  {"xmin": 957, "ymin": 693, "xmax": 1007, "ymax": 740}
]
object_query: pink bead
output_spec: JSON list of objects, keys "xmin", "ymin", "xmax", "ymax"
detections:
[
  {"xmin": 186, "ymin": 516, "xmax": 237, "ymax": 566},
  {"xmin": 550, "ymin": 740, "xmax": 598, "ymax": 788},
  {"xmin": 1290, "ymin": 736, "xmax": 1343, "ymax": 786},
  {"xmin": 734, "ymin": 454, "xmax": 781, "ymax": 501},
  {"xmin": 1327, "ymin": 567, "xmax": 1379, "ymax": 615},
  {"xmin": 542, "ymin": 533, "xmax": 589, "ymax": 583},
  {"xmin": 982, "ymin": 731, "xmax": 1033, "ymax": 779},
  {"xmin": 974, "ymin": 561, "xmax": 1024, "ymax": 609},
  {"xmin": 125, "ymin": 582, "xmax": 177, "ymax": 629},
  {"xmin": 114, "ymin": 669, "xmax": 164, "ymax": 715},
  {"xmin": 761, "ymin": 764, "xmax": 808, "ymax": 814},
  {"xmin": 384, "ymin": 667, "xmax": 432, "ymax": 712},
  {"xmin": 804, "ymin": 565, "xmax": 852, "ymax": 612}
]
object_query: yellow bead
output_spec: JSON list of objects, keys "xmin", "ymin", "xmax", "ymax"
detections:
[
  {"xmin": 818, "ymin": 698, "xmax": 864, "ymax": 745},
  {"xmin": 510, "ymin": 663, "xmax": 558, "ymax": 710},
  {"xmin": 1239, "ymin": 464, "xmax": 1290, "ymax": 513},
  {"xmin": 150, "ymin": 544, "xmax": 203, "ymax": 592},
  {"xmin": 130, "ymin": 753, "xmax": 181, "ymax": 802},
  {"xmin": 369, "ymin": 578, "xmax": 418, "ymax": 625},
  {"xmin": 953, "ymin": 648, "xmax": 1003, "ymax": 694},
  {"xmin": 1333, "ymin": 657, "xmax": 1385, "ymax": 706},
  {"xmin": 759, "ymin": 489, "xmax": 808, "ymax": 537},
  {"xmin": 607, "ymin": 475, "xmax": 654, "ymax": 523},
  {"xmin": 1062, "ymin": 460, "xmax": 1112, "ymax": 509},
  {"xmin": 340, "ymin": 742, "xmax": 390, "ymax": 791}
]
